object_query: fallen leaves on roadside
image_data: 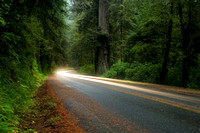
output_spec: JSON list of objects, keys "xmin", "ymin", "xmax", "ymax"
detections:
[{"xmin": 18, "ymin": 75, "xmax": 86, "ymax": 133}]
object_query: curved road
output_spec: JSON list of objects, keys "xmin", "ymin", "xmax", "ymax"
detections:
[{"xmin": 53, "ymin": 70, "xmax": 200, "ymax": 133}]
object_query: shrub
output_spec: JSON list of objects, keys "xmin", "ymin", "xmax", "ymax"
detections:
[
  {"xmin": 79, "ymin": 64, "xmax": 95, "ymax": 75},
  {"xmin": 103, "ymin": 60, "xmax": 200, "ymax": 89},
  {"xmin": 103, "ymin": 61, "xmax": 160, "ymax": 83},
  {"xmin": 102, "ymin": 69, "xmax": 118, "ymax": 78},
  {"xmin": 102, "ymin": 61, "xmax": 129, "ymax": 79},
  {"xmin": 187, "ymin": 66, "xmax": 200, "ymax": 89},
  {"xmin": 165, "ymin": 65, "xmax": 182, "ymax": 87},
  {"xmin": 126, "ymin": 63, "xmax": 160, "ymax": 83},
  {"xmin": 125, "ymin": 68, "xmax": 136, "ymax": 80}
]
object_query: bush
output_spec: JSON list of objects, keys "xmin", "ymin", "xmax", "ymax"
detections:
[
  {"xmin": 126, "ymin": 63, "xmax": 160, "ymax": 83},
  {"xmin": 103, "ymin": 61, "xmax": 160, "ymax": 83},
  {"xmin": 187, "ymin": 66, "xmax": 200, "ymax": 89},
  {"xmin": 79, "ymin": 64, "xmax": 95, "ymax": 75},
  {"xmin": 103, "ymin": 59, "xmax": 200, "ymax": 89},
  {"xmin": 165, "ymin": 65, "xmax": 182, "ymax": 87},
  {"xmin": 102, "ymin": 61, "xmax": 129, "ymax": 79},
  {"xmin": 102, "ymin": 69, "xmax": 118, "ymax": 78}
]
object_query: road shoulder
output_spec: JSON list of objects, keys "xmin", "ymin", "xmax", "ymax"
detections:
[{"xmin": 18, "ymin": 74, "xmax": 86, "ymax": 132}]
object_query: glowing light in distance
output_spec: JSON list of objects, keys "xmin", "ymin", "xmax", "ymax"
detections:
[{"xmin": 56, "ymin": 71, "xmax": 67, "ymax": 76}]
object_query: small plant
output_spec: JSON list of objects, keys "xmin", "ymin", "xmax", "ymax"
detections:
[
  {"xmin": 43, "ymin": 101, "xmax": 57, "ymax": 110},
  {"xmin": 45, "ymin": 116, "xmax": 61, "ymax": 127},
  {"xmin": 46, "ymin": 117, "xmax": 60, "ymax": 124}
]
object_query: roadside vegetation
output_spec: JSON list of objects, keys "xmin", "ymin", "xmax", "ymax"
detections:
[
  {"xmin": 0, "ymin": 61, "xmax": 45, "ymax": 132},
  {"xmin": 0, "ymin": 0, "xmax": 68, "ymax": 131},
  {"xmin": 79, "ymin": 64, "xmax": 95, "ymax": 75},
  {"xmin": 102, "ymin": 61, "xmax": 160, "ymax": 83}
]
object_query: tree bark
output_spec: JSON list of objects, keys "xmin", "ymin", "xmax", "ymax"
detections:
[
  {"xmin": 120, "ymin": 0, "xmax": 123, "ymax": 62},
  {"xmin": 178, "ymin": 1, "xmax": 192, "ymax": 87},
  {"xmin": 96, "ymin": 0, "xmax": 110, "ymax": 75},
  {"xmin": 99, "ymin": 0, "xmax": 109, "ymax": 33},
  {"xmin": 160, "ymin": 1, "xmax": 174, "ymax": 83}
]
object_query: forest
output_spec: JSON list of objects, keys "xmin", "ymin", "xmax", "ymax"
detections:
[
  {"xmin": 0, "ymin": 0, "xmax": 68, "ymax": 131},
  {"xmin": 68, "ymin": 0, "xmax": 200, "ymax": 89},
  {"xmin": 0, "ymin": 0, "xmax": 200, "ymax": 131}
]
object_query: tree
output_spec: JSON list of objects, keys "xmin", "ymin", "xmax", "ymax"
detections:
[
  {"xmin": 96, "ymin": 0, "xmax": 110, "ymax": 74},
  {"xmin": 68, "ymin": 0, "xmax": 200, "ymax": 89},
  {"xmin": 68, "ymin": 0, "xmax": 98, "ymax": 70},
  {"xmin": 160, "ymin": 1, "xmax": 174, "ymax": 83},
  {"xmin": 178, "ymin": 0, "xmax": 197, "ymax": 87}
]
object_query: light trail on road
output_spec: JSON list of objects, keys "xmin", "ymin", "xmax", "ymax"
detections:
[
  {"xmin": 55, "ymin": 70, "xmax": 200, "ymax": 133},
  {"xmin": 57, "ymin": 70, "xmax": 200, "ymax": 113}
]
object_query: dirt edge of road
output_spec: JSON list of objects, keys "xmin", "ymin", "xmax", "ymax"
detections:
[{"xmin": 19, "ymin": 74, "xmax": 86, "ymax": 132}]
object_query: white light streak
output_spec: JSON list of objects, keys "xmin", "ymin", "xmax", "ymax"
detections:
[{"xmin": 56, "ymin": 71, "xmax": 200, "ymax": 103}]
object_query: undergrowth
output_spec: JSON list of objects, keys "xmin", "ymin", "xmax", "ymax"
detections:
[
  {"xmin": 102, "ymin": 61, "xmax": 200, "ymax": 89},
  {"xmin": 0, "ymin": 59, "xmax": 46, "ymax": 132},
  {"xmin": 102, "ymin": 61, "xmax": 160, "ymax": 83},
  {"xmin": 79, "ymin": 64, "xmax": 95, "ymax": 75}
]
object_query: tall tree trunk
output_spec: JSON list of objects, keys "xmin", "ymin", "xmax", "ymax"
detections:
[
  {"xmin": 120, "ymin": 0, "xmax": 123, "ymax": 62},
  {"xmin": 160, "ymin": 1, "xmax": 174, "ymax": 83},
  {"xmin": 178, "ymin": 1, "xmax": 192, "ymax": 87},
  {"xmin": 96, "ymin": 0, "xmax": 110, "ymax": 74}
]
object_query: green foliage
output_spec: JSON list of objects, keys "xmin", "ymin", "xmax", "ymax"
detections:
[
  {"xmin": 67, "ymin": 0, "xmax": 98, "ymax": 68},
  {"xmin": 103, "ymin": 61, "xmax": 160, "ymax": 83},
  {"xmin": 0, "ymin": 0, "xmax": 68, "ymax": 131},
  {"xmin": 126, "ymin": 63, "xmax": 160, "ymax": 83},
  {"xmin": 45, "ymin": 116, "xmax": 61, "ymax": 127},
  {"xmin": 69, "ymin": 0, "xmax": 200, "ymax": 89},
  {"xmin": 187, "ymin": 56, "xmax": 200, "ymax": 89},
  {"xmin": 0, "ymin": 93, "xmax": 17, "ymax": 132},
  {"xmin": 165, "ymin": 65, "xmax": 182, "ymax": 87},
  {"xmin": 79, "ymin": 64, "xmax": 95, "ymax": 75},
  {"xmin": 102, "ymin": 61, "xmax": 129, "ymax": 79},
  {"xmin": 46, "ymin": 117, "xmax": 61, "ymax": 124},
  {"xmin": 104, "ymin": 0, "xmax": 200, "ymax": 89},
  {"xmin": 0, "ymin": 59, "xmax": 45, "ymax": 132}
]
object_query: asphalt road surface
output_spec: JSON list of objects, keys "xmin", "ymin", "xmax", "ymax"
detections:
[{"xmin": 53, "ymin": 70, "xmax": 200, "ymax": 133}]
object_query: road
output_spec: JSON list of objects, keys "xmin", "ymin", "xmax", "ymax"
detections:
[{"xmin": 52, "ymin": 70, "xmax": 200, "ymax": 133}]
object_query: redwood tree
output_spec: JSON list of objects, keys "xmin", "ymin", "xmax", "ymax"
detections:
[{"xmin": 96, "ymin": 0, "xmax": 110, "ymax": 74}]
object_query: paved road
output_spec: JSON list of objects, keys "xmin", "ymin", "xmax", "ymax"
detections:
[{"xmin": 54, "ymin": 71, "xmax": 200, "ymax": 133}]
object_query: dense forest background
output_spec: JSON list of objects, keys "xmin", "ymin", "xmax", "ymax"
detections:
[
  {"xmin": 0, "ymin": 0, "xmax": 200, "ymax": 131},
  {"xmin": 68, "ymin": 0, "xmax": 200, "ymax": 89}
]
